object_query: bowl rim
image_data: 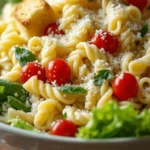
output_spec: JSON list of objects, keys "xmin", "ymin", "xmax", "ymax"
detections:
[{"xmin": 0, "ymin": 122, "xmax": 150, "ymax": 144}]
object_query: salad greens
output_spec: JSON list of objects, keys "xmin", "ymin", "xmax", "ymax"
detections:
[
  {"xmin": 77, "ymin": 101, "xmax": 150, "ymax": 139},
  {"xmin": 0, "ymin": 80, "xmax": 30, "ymax": 114},
  {"xmin": 15, "ymin": 47, "xmax": 37, "ymax": 67},
  {"xmin": 9, "ymin": 118, "xmax": 40, "ymax": 133},
  {"xmin": 7, "ymin": 96, "xmax": 31, "ymax": 112},
  {"xmin": 0, "ymin": 86, "xmax": 4, "ymax": 94},
  {"xmin": 0, "ymin": 79, "xmax": 29, "ymax": 102}
]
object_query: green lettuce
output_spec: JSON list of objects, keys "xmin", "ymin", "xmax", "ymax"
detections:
[
  {"xmin": 77, "ymin": 101, "xmax": 150, "ymax": 139},
  {"xmin": 9, "ymin": 118, "xmax": 40, "ymax": 133}
]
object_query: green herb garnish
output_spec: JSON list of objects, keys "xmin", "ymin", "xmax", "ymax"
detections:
[
  {"xmin": 63, "ymin": 112, "xmax": 67, "ymax": 119},
  {"xmin": 60, "ymin": 86, "xmax": 87, "ymax": 95},
  {"xmin": 94, "ymin": 69, "xmax": 114, "ymax": 86},
  {"xmin": 140, "ymin": 24, "xmax": 148, "ymax": 37},
  {"xmin": 15, "ymin": 47, "xmax": 37, "ymax": 67}
]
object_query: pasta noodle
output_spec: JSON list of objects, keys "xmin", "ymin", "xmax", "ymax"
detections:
[
  {"xmin": 34, "ymin": 99, "xmax": 63, "ymax": 130},
  {"xmin": 59, "ymin": 4, "xmax": 85, "ymax": 31},
  {"xmin": 63, "ymin": 106, "xmax": 91, "ymax": 126},
  {"xmin": 129, "ymin": 54, "xmax": 150, "ymax": 76},
  {"xmin": 0, "ymin": 64, "xmax": 22, "ymax": 82},
  {"xmin": 7, "ymin": 108, "xmax": 34, "ymax": 125},
  {"xmin": 138, "ymin": 77, "xmax": 150, "ymax": 104},
  {"xmin": 96, "ymin": 81, "xmax": 114, "ymax": 107},
  {"xmin": 23, "ymin": 76, "xmax": 79, "ymax": 104}
]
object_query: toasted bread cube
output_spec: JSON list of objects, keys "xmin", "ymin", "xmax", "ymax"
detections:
[{"xmin": 14, "ymin": 0, "xmax": 55, "ymax": 36}]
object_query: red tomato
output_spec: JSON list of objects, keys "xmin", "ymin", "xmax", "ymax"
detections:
[
  {"xmin": 126, "ymin": 0, "xmax": 148, "ymax": 11},
  {"xmin": 20, "ymin": 62, "xmax": 46, "ymax": 83},
  {"xmin": 50, "ymin": 120, "xmax": 77, "ymax": 137},
  {"xmin": 90, "ymin": 29, "xmax": 119, "ymax": 54},
  {"xmin": 44, "ymin": 22, "xmax": 64, "ymax": 35},
  {"xmin": 45, "ymin": 58, "xmax": 71, "ymax": 86},
  {"xmin": 112, "ymin": 72, "xmax": 138, "ymax": 101}
]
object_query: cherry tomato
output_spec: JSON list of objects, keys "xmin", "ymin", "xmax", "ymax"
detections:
[
  {"xmin": 20, "ymin": 62, "xmax": 46, "ymax": 83},
  {"xmin": 50, "ymin": 120, "xmax": 77, "ymax": 137},
  {"xmin": 126, "ymin": 0, "xmax": 148, "ymax": 11},
  {"xmin": 112, "ymin": 72, "xmax": 138, "ymax": 101},
  {"xmin": 44, "ymin": 22, "xmax": 64, "ymax": 35},
  {"xmin": 90, "ymin": 29, "xmax": 119, "ymax": 54},
  {"xmin": 45, "ymin": 58, "xmax": 71, "ymax": 86}
]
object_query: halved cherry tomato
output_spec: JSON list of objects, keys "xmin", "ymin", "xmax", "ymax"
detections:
[
  {"xmin": 44, "ymin": 22, "xmax": 64, "ymax": 35},
  {"xmin": 126, "ymin": 0, "xmax": 148, "ymax": 11},
  {"xmin": 20, "ymin": 62, "xmax": 45, "ymax": 83},
  {"xmin": 45, "ymin": 58, "xmax": 71, "ymax": 86},
  {"xmin": 50, "ymin": 120, "xmax": 77, "ymax": 137},
  {"xmin": 90, "ymin": 29, "xmax": 119, "ymax": 54},
  {"xmin": 112, "ymin": 72, "xmax": 138, "ymax": 101}
]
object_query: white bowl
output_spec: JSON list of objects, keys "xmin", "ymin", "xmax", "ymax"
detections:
[{"xmin": 0, "ymin": 123, "xmax": 150, "ymax": 150}]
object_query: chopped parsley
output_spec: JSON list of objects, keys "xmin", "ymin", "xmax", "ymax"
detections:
[
  {"xmin": 140, "ymin": 24, "xmax": 148, "ymax": 38},
  {"xmin": 94, "ymin": 69, "xmax": 114, "ymax": 86}
]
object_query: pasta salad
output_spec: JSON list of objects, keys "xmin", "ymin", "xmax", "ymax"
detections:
[{"xmin": 0, "ymin": 0, "xmax": 150, "ymax": 139}]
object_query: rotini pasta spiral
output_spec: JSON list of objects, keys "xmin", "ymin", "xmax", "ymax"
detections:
[
  {"xmin": 41, "ymin": 39, "xmax": 57, "ymax": 67},
  {"xmin": 23, "ymin": 76, "xmax": 79, "ymax": 104},
  {"xmin": 63, "ymin": 106, "xmax": 91, "ymax": 126},
  {"xmin": 96, "ymin": 81, "xmax": 114, "ymax": 107},
  {"xmin": 129, "ymin": 54, "xmax": 150, "ymax": 76},
  {"xmin": 119, "ymin": 101, "xmax": 143, "ymax": 110},
  {"xmin": 126, "ymin": 5, "xmax": 142, "ymax": 23},
  {"xmin": 65, "ymin": 16, "xmax": 95, "ymax": 48},
  {"xmin": 46, "ymin": 0, "xmax": 100, "ymax": 17},
  {"xmin": 85, "ymin": 82, "xmax": 100, "ymax": 110},
  {"xmin": 34, "ymin": 99, "xmax": 63, "ymax": 130},
  {"xmin": 121, "ymin": 52, "xmax": 133, "ymax": 72},
  {"xmin": 28, "ymin": 37, "xmax": 43, "ymax": 57},
  {"xmin": 119, "ymin": 28, "xmax": 134, "ymax": 52},
  {"xmin": 67, "ymin": 42, "xmax": 104, "ymax": 80},
  {"xmin": 0, "ymin": 31, "xmax": 27, "ymax": 54},
  {"xmin": 59, "ymin": 4, "xmax": 85, "ymax": 31},
  {"xmin": 0, "ymin": 52, "xmax": 12, "ymax": 74},
  {"xmin": 100, "ymin": 0, "xmax": 112, "ymax": 13},
  {"xmin": 107, "ymin": 6, "xmax": 127, "ymax": 35},
  {"xmin": 28, "ymin": 36, "xmax": 72, "ymax": 66},
  {"xmin": 138, "ymin": 77, "xmax": 150, "ymax": 104},
  {"xmin": 7, "ymin": 108, "xmax": 34, "ymax": 125},
  {"xmin": 0, "ymin": 20, "xmax": 7, "ymax": 34},
  {"xmin": 0, "ymin": 64, "xmax": 22, "ymax": 82}
]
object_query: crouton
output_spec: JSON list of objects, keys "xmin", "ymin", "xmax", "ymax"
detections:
[{"xmin": 14, "ymin": 0, "xmax": 55, "ymax": 36}]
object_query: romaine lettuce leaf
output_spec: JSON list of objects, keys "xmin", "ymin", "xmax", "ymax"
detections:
[
  {"xmin": 77, "ymin": 101, "xmax": 150, "ymax": 139},
  {"xmin": 9, "ymin": 118, "xmax": 40, "ymax": 133}
]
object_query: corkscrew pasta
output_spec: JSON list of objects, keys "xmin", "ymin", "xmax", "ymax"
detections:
[{"xmin": 0, "ymin": 0, "xmax": 150, "ymax": 137}]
